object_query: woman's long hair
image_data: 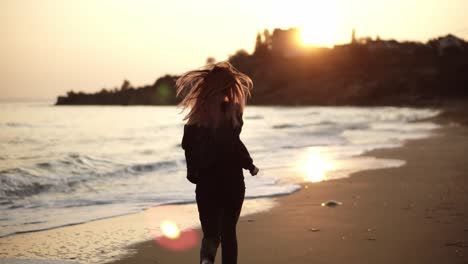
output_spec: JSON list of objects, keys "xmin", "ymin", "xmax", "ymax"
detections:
[{"xmin": 176, "ymin": 61, "xmax": 253, "ymax": 128}]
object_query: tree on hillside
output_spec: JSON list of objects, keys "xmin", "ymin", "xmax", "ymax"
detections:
[{"xmin": 120, "ymin": 80, "xmax": 132, "ymax": 91}]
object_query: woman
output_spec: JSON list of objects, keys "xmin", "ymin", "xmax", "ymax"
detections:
[{"xmin": 177, "ymin": 61, "xmax": 259, "ymax": 264}]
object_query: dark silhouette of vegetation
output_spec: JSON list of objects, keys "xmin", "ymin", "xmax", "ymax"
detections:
[
  {"xmin": 56, "ymin": 75, "xmax": 177, "ymax": 105},
  {"xmin": 56, "ymin": 29, "xmax": 468, "ymax": 106}
]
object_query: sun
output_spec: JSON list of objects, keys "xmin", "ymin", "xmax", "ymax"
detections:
[
  {"xmin": 300, "ymin": 27, "xmax": 337, "ymax": 47},
  {"xmin": 266, "ymin": 0, "xmax": 343, "ymax": 47},
  {"xmin": 293, "ymin": 1, "xmax": 341, "ymax": 47}
]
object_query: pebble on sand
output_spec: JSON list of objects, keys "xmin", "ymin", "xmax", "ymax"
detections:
[{"xmin": 321, "ymin": 200, "xmax": 343, "ymax": 207}]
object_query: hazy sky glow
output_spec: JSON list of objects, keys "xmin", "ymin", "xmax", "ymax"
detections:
[{"xmin": 1, "ymin": 0, "xmax": 467, "ymax": 100}]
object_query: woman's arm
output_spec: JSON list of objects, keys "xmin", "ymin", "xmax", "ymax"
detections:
[
  {"xmin": 236, "ymin": 110, "xmax": 258, "ymax": 175},
  {"xmin": 237, "ymin": 138, "xmax": 259, "ymax": 176},
  {"xmin": 182, "ymin": 125, "xmax": 200, "ymax": 184}
]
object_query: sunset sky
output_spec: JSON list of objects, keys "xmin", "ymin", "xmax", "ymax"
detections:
[{"xmin": 1, "ymin": 0, "xmax": 467, "ymax": 100}]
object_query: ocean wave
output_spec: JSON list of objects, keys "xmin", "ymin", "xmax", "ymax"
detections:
[
  {"xmin": 1, "ymin": 122, "xmax": 63, "ymax": 129},
  {"xmin": 140, "ymin": 149, "xmax": 156, "ymax": 155},
  {"xmin": 6, "ymin": 138, "xmax": 39, "ymax": 145},
  {"xmin": 315, "ymin": 120, "xmax": 336, "ymax": 126},
  {"xmin": 61, "ymin": 200, "xmax": 115, "ymax": 208},
  {"xmin": 0, "ymin": 169, "xmax": 55, "ymax": 197},
  {"xmin": 272, "ymin": 121, "xmax": 368, "ymax": 132},
  {"xmin": 127, "ymin": 160, "xmax": 178, "ymax": 173},
  {"xmin": 244, "ymin": 115, "xmax": 264, "ymax": 120},
  {"xmin": 0, "ymin": 154, "xmax": 180, "ymax": 199},
  {"xmin": 272, "ymin": 123, "xmax": 299, "ymax": 129},
  {"xmin": 2, "ymin": 122, "xmax": 34, "ymax": 128}
]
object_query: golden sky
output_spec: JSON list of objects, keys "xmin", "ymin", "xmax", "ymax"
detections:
[{"xmin": 1, "ymin": 0, "xmax": 467, "ymax": 100}]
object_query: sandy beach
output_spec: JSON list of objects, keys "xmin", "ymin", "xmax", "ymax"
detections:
[{"xmin": 1, "ymin": 113, "xmax": 467, "ymax": 264}]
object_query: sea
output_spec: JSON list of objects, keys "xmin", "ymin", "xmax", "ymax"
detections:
[{"xmin": 0, "ymin": 101, "xmax": 440, "ymax": 238}]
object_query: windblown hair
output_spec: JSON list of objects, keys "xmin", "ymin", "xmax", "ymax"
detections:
[{"xmin": 176, "ymin": 61, "xmax": 253, "ymax": 128}]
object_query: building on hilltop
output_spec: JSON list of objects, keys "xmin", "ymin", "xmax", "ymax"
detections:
[
  {"xmin": 351, "ymin": 28, "xmax": 357, "ymax": 44},
  {"xmin": 271, "ymin": 28, "xmax": 303, "ymax": 58}
]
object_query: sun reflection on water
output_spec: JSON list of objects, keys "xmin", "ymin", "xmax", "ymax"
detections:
[{"xmin": 299, "ymin": 148, "xmax": 333, "ymax": 182}]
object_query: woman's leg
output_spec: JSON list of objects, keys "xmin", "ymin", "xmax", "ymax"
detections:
[
  {"xmin": 220, "ymin": 186, "xmax": 245, "ymax": 264},
  {"xmin": 196, "ymin": 188, "xmax": 222, "ymax": 264}
]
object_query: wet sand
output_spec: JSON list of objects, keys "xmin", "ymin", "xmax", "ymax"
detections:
[
  {"xmin": 110, "ymin": 118, "xmax": 468, "ymax": 264},
  {"xmin": 2, "ymin": 114, "xmax": 468, "ymax": 264}
]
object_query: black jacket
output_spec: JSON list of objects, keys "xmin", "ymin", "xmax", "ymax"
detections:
[{"xmin": 181, "ymin": 116, "xmax": 254, "ymax": 185}]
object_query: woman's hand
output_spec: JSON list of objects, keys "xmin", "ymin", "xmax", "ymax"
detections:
[{"xmin": 250, "ymin": 165, "xmax": 259, "ymax": 176}]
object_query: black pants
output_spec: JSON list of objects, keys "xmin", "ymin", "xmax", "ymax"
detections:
[{"xmin": 196, "ymin": 182, "xmax": 245, "ymax": 264}]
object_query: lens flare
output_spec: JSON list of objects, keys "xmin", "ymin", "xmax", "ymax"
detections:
[
  {"xmin": 160, "ymin": 220, "xmax": 181, "ymax": 239},
  {"xmin": 145, "ymin": 205, "xmax": 200, "ymax": 251}
]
